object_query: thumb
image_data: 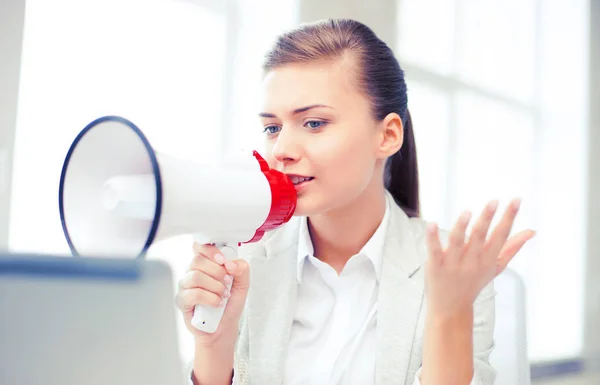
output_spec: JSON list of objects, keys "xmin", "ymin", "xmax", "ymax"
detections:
[
  {"xmin": 225, "ymin": 258, "xmax": 250, "ymax": 292},
  {"xmin": 222, "ymin": 258, "xmax": 250, "ymax": 322},
  {"xmin": 495, "ymin": 229, "xmax": 536, "ymax": 275}
]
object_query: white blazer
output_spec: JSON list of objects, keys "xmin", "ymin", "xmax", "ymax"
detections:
[{"xmin": 194, "ymin": 191, "xmax": 496, "ymax": 385}]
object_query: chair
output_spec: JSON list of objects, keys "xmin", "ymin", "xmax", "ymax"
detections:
[{"xmin": 489, "ymin": 268, "xmax": 531, "ymax": 385}]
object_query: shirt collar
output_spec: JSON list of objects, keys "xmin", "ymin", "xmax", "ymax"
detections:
[{"xmin": 296, "ymin": 196, "xmax": 391, "ymax": 283}]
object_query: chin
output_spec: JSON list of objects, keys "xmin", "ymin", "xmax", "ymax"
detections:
[
  {"xmin": 291, "ymin": 192, "xmax": 345, "ymax": 217},
  {"xmin": 291, "ymin": 194, "xmax": 324, "ymax": 217}
]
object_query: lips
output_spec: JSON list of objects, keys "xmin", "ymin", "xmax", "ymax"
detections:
[{"xmin": 287, "ymin": 175, "xmax": 315, "ymax": 186}]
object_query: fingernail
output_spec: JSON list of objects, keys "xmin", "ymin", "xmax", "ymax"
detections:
[
  {"xmin": 427, "ymin": 223, "xmax": 437, "ymax": 234},
  {"xmin": 224, "ymin": 274, "xmax": 233, "ymax": 285},
  {"xmin": 214, "ymin": 253, "xmax": 225, "ymax": 265},
  {"xmin": 488, "ymin": 200, "xmax": 499, "ymax": 212},
  {"xmin": 223, "ymin": 289, "xmax": 231, "ymax": 298},
  {"xmin": 461, "ymin": 211, "xmax": 472, "ymax": 224},
  {"xmin": 219, "ymin": 298, "xmax": 227, "ymax": 307},
  {"xmin": 513, "ymin": 198, "xmax": 522, "ymax": 211},
  {"xmin": 225, "ymin": 261, "xmax": 237, "ymax": 273}
]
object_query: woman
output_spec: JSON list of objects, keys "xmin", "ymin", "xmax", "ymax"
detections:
[{"xmin": 176, "ymin": 19, "xmax": 535, "ymax": 385}]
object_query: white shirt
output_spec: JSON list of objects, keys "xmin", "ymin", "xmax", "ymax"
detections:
[
  {"xmin": 282, "ymin": 197, "xmax": 391, "ymax": 385},
  {"xmin": 188, "ymin": 200, "xmax": 389, "ymax": 385}
]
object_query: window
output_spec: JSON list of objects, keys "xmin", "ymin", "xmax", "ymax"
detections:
[
  {"xmin": 10, "ymin": 0, "xmax": 298, "ymax": 364},
  {"xmin": 398, "ymin": 0, "xmax": 589, "ymax": 362}
]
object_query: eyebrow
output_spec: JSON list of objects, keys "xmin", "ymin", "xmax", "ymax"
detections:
[{"xmin": 258, "ymin": 104, "xmax": 334, "ymax": 118}]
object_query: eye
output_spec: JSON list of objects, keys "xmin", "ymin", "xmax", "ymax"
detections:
[
  {"xmin": 305, "ymin": 120, "xmax": 327, "ymax": 130},
  {"xmin": 263, "ymin": 125, "xmax": 281, "ymax": 135}
]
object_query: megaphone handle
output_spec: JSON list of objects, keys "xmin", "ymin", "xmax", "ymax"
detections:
[{"xmin": 190, "ymin": 242, "xmax": 238, "ymax": 333}]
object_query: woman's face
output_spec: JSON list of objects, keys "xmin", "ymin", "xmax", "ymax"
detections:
[{"xmin": 259, "ymin": 58, "xmax": 400, "ymax": 217}]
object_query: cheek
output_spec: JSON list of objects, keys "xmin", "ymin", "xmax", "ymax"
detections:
[{"xmin": 313, "ymin": 129, "xmax": 376, "ymax": 180}]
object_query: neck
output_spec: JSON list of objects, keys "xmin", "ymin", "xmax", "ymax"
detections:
[{"xmin": 308, "ymin": 181, "xmax": 387, "ymax": 273}]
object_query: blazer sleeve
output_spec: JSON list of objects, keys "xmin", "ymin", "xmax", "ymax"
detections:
[{"xmin": 411, "ymin": 280, "xmax": 497, "ymax": 385}]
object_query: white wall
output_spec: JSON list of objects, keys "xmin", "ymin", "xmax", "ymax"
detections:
[
  {"xmin": 298, "ymin": 0, "xmax": 397, "ymax": 47},
  {"xmin": 0, "ymin": 0, "xmax": 25, "ymax": 250},
  {"xmin": 5, "ymin": 0, "xmax": 299, "ymax": 365},
  {"xmin": 2, "ymin": 0, "xmax": 600, "ymax": 366},
  {"xmin": 299, "ymin": 0, "xmax": 595, "ymax": 364},
  {"xmin": 584, "ymin": 0, "xmax": 600, "ymax": 368}
]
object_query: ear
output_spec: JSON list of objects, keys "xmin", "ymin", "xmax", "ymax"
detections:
[{"xmin": 376, "ymin": 112, "xmax": 403, "ymax": 159}]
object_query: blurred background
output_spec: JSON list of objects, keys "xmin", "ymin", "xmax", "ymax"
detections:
[{"xmin": 1, "ymin": 0, "xmax": 598, "ymax": 383}]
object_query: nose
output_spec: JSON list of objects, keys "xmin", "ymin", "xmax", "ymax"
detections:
[{"xmin": 271, "ymin": 127, "xmax": 300, "ymax": 165}]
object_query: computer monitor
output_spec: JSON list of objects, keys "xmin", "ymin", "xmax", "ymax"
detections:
[{"xmin": 0, "ymin": 253, "xmax": 187, "ymax": 385}]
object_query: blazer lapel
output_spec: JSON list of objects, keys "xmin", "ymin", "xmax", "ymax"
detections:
[
  {"xmin": 246, "ymin": 218, "xmax": 300, "ymax": 385},
  {"xmin": 376, "ymin": 193, "xmax": 427, "ymax": 385}
]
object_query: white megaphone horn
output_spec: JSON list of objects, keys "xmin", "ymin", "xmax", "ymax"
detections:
[{"xmin": 58, "ymin": 115, "xmax": 297, "ymax": 333}]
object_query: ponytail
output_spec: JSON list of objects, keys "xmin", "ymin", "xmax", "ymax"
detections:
[{"xmin": 384, "ymin": 109, "xmax": 420, "ymax": 218}]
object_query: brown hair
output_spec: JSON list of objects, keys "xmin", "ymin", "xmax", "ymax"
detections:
[{"xmin": 263, "ymin": 19, "xmax": 420, "ymax": 218}]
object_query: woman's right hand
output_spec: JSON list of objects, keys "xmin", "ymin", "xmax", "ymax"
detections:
[{"xmin": 176, "ymin": 242, "xmax": 250, "ymax": 346}]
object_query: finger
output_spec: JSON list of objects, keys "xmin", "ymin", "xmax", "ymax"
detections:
[
  {"xmin": 225, "ymin": 259, "xmax": 250, "ymax": 291},
  {"xmin": 445, "ymin": 211, "xmax": 472, "ymax": 264},
  {"xmin": 426, "ymin": 223, "xmax": 444, "ymax": 265},
  {"xmin": 495, "ymin": 229, "xmax": 536, "ymax": 274},
  {"xmin": 188, "ymin": 253, "xmax": 228, "ymax": 282},
  {"xmin": 179, "ymin": 270, "xmax": 230, "ymax": 298},
  {"xmin": 176, "ymin": 288, "xmax": 224, "ymax": 311},
  {"xmin": 221, "ymin": 259, "xmax": 251, "ymax": 321},
  {"xmin": 192, "ymin": 242, "xmax": 227, "ymax": 265},
  {"xmin": 464, "ymin": 200, "xmax": 499, "ymax": 262},
  {"xmin": 223, "ymin": 258, "xmax": 248, "ymax": 277},
  {"xmin": 485, "ymin": 198, "xmax": 521, "ymax": 261},
  {"xmin": 178, "ymin": 261, "xmax": 232, "ymax": 289}
]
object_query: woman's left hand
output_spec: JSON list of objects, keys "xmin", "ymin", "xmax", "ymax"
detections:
[{"xmin": 424, "ymin": 198, "xmax": 536, "ymax": 317}]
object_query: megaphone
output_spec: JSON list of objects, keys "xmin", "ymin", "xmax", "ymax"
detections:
[{"xmin": 58, "ymin": 116, "xmax": 297, "ymax": 333}]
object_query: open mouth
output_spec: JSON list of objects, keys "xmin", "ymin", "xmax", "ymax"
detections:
[{"xmin": 288, "ymin": 175, "xmax": 314, "ymax": 186}]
